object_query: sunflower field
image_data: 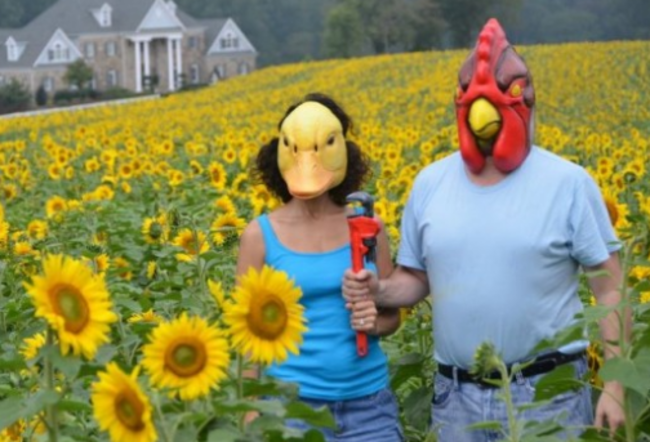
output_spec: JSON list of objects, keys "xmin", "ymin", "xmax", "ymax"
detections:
[{"xmin": 0, "ymin": 40, "xmax": 649, "ymax": 442}]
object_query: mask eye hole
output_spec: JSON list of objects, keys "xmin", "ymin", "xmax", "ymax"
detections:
[
  {"xmin": 327, "ymin": 135, "xmax": 335, "ymax": 146},
  {"xmin": 293, "ymin": 145, "xmax": 297, "ymax": 154},
  {"xmin": 314, "ymin": 144, "xmax": 318, "ymax": 152},
  {"xmin": 283, "ymin": 137, "xmax": 289, "ymax": 147}
]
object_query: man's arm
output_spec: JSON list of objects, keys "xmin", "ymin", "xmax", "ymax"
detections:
[{"xmin": 585, "ymin": 252, "xmax": 629, "ymax": 435}]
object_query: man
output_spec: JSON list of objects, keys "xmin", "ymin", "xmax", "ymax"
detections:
[{"xmin": 343, "ymin": 18, "xmax": 627, "ymax": 441}]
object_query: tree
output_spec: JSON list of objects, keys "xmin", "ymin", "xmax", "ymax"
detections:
[
  {"xmin": 323, "ymin": 3, "xmax": 364, "ymax": 58},
  {"xmin": 410, "ymin": 0, "xmax": 447, "ymax": 51},
  {"xmin": 0, "ymin": 78, "xmax": 31, "ymax": 114},
  {"xmin": 439, "ymin": 0, "xmax": 493, "ymax": 48},
  {"xmin": 63, "ymin": 59, "xmax": 94, "ymax": 94},
  {"xmin": 35, "ymin": 84, "xmax": 48, "ymax": 107}
]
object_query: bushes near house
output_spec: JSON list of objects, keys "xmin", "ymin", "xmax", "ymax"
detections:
[{"xmin": 0, "ymin": 79, "xmax": 31, "ymax": 114}]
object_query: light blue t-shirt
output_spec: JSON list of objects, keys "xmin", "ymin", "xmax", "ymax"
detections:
[
  {"xmin": 398, "ymin": 147, "xmax": 620, "ymax": 368},
  {"xmin": 258, "ymin": 214, "xmax": 389, "ymax": 400}
]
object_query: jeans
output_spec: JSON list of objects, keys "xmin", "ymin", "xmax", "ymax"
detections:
[
  {"xmin": 286, "ymin": 388, "xmax": 404, "ymax": 442},
  {"xmin": 431, "ymin": 357, "xmax": 593, "ymax": 442}
]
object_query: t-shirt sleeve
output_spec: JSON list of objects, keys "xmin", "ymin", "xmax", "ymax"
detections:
[
  {"xmin": 397, "ymin": 184, "xmax": 426, "ymax": 271},
  {"xmin": 568, "ymin": 172, "xmax": 621, "ymax": 267}
]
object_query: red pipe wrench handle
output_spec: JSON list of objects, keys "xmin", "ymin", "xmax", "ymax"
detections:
[{"xmin": 356, "ymin": 331, "xmax": 368, "ymax": 357}]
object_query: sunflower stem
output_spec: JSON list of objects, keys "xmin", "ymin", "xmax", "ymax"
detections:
[
  {"xmin": 153, "ymin": 392, "xmax": 174, "ymax": 442},
  {"xmin": 237, "ymin": 352, "xmax": 245, "ymax": 431},
  {"xmin": 44, "ymin": 328, "xmax": 59, "ymax": 442}
]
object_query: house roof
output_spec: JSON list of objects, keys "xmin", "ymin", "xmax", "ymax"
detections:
[{"xmin": 0, "ymin": 0, "xmax": 251, "ymax": 69}]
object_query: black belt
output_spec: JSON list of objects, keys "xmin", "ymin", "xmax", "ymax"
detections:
[{"xmin": 438, "ymin": 350, "xmax": 586, "ymax": 388}]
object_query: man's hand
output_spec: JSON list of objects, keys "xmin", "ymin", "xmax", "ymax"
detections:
[{"xmin": 594, "ymin": 381, "xmax": 625, "ymax": 438}]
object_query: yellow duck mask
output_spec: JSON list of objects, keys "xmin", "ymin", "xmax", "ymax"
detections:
[{"xmin": 278, "ymin": 101, "xmax": 348, "ymax": 199}]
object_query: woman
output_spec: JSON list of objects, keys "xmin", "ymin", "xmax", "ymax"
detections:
[{"xmin": 236, "ymin": 93, "xmax": 403, "ymax": 441}]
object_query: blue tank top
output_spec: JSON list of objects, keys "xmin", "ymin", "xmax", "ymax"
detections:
[{"xmin": 258, "ymin": 214, "xmax": 389, "ymax": 400}]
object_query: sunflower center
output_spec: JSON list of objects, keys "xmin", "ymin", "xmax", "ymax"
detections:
[
  {"xmin": 148, "ymin": 222, "xmax": 163, "ymax": 240},
  {"xmin": 247, "ymin": 294, "xmax": 288, "ymax": 339},
  {"xmin": 50, "ymin": 283, "xmax": 90, "ymax": 333},
  {"xmin": 114, "ymin": 389, "xmax": 146, "ymax": 431},
  {"xmin": 164, "ymin": 338, "xmax": 207, "ymax": 377}
]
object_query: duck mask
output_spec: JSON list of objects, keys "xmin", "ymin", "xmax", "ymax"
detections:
[
  {"xmin": 456, "ymin": 18, "xmax": 536, "ymax": 174},
  {"xmin": 278, "ymin": 101, "xmax": 348, "ymax": 199}
]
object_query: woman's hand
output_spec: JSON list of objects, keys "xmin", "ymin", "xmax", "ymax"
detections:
[{"xmin": 348, "ymin": 298, "xmax": 378, "ymax": 333}]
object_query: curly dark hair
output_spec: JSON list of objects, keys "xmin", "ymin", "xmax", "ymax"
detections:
[{"xmin": 253, "ymin": 93, "xmax": 371, "ymax": 206}]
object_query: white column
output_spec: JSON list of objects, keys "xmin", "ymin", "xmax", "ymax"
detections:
[
  {"xmin": 167, "ymin": 37, "xmax": 174, "ymax": 91},
  {"xmin": 174, "ymin": 38, "xmax": 182, "ymax": 89},
  {"xmin": 143, "ymin": 40, "xmax": 151, "ymax": 79},
  {"xmin": 134, "ymin": 40, "xmax": 142, "ymax": 93}
]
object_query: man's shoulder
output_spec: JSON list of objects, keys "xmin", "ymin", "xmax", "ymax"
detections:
[
  {"xmin": 414, "ymin": 152, "xmax": 460, "ymax": 186},
  {"xmin": 530, "ymin": 146, "xmax": 590, "ymax": 180}
]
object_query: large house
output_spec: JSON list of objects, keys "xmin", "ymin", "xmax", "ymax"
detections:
[{"xmin": 0, "ymin": 0, "xmax": 257, "ymax": 95}]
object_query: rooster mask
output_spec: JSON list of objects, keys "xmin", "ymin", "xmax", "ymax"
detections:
[
  {"xmin": 278, "ymin": 101, "xmax": 348, "ymax": 199},
  {"xmin": 456, "ymin": 18, "xmax": 536, "ymax": 174}
]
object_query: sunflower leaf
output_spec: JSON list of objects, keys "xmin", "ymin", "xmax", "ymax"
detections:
[{"xmin": 284, "ymin": 401, "xmax": 336, "ymax": 428}]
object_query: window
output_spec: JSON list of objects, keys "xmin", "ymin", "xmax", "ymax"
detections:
[
  {"xmin": 7, "ymin": 43, "xmax": 17, "ymax": 61},
  {"xmin": 47, "ymin": 42, "xmax": 70, "ymax": 62},
  {"xmin": 101, "ymin": 8, "xmax": 112, "ymax": 27},
  {"xmin": 238, "ymin": 62, "xmax": 249, "ymax": 75},
  {"xmin": 107, "ymin": 69, "xmax": 118, "ymax": 87},
  {"xmin": 85, "ymin": 42, "xmax": 95, "ymax": 58},
  {"xmin": 43, "ymin": 77, "xmax": 55, "ymax": 92},
  {"xmin": 188, "ymin": 36, "xmax": 198, "ymax": 49},
  {"xmin": 190, "ymin": 64, "xmax": 200, "ymax": 84},
  {"xmin": 216, "ymin": 64, "xmax": 225, "ymax": 78},
  {"xmin": 105, "ymin": 41, "xmax": 116, "ymax": 57},
  {"xmin": 219, "ymin": 32, "xmax": 239, "ymax": 50}
]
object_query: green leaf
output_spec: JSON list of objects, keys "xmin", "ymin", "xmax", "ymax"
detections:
[
  {"xmin": 285, "ymin": 401, "xmax": 336, "ymax": 428},
  {"xmin": 532, "ymin": 364, "xmax": 580, "ymax": 402},
  {"xmin": 466, "ymin": 420, "xmax": 502, "ymax": 431},
  {"xmin": 95, "ymin": 344, "xmax": 118, "ymax": 365},
  {"xmin": 207, "ymin": 428, "xmax": 240, "ymax": 442},
  {"xmin": 599, "ymin": 355, "xmax": 650, "ymax": 396},
  {"xmin": 57, "ymin": 399, "xmax": 93, "ymax": 413},
  {"xmin": 0, "ymin": 354, "xmax": 27, "ymax": 371},
  {"xmin": 0, "ymin": 396, "xmax": 23, "ymax": 429},
  {"xmin": 390, "ymin": 352, "xmax": 426, "ymax": 390},
  {"xmin": 402, "ymin": 386, "xmax": 432, "ymax": 430}
]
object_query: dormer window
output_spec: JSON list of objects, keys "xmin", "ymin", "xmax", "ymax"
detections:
[
  {"xmin": 93, "ymin": 4, "xmax": 113, "ymax": 28},
  {"xmin": 220, "ymin": 32, "xmax": 238, "ymax": 50},
  {"xmin": 7, "ymin": 43, "xmax": 17, "ymax": 61},
  {"xmin": 5, "ymin": 37, "xmax": 21, "ymax": 62},
  {"xmin": 101, "ymin": 9, "xmax": 111, "ymax": 27},
  {"xmin": 47, "ymin": 42, "xmax": 70, "ymax": 62}
]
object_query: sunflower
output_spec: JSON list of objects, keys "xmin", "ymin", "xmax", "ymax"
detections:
[
  {"xmin": 91, "ymin": 362, "xmax": 157, "ymax": 442},
  {"xmin": 207, "ymin": 161, "xmax": 227, "ymax": 190},
  {"xmin": 214, "ymin": 195, "xmax": 236, "ymax": 214},
  {"xmin": 172, "ymin": 228, "xmax": 209, "ymax": 262},
  {"xmin": 45, "ymin": 196, "xmax": 67, "ymax": 219},
  {"xmin": 141, "ymin": 313, "xmax": 230, "ymax": 400},
  {"xmin": 23, "ymin": 254, "xmax": 117, "ymax": 359},
  {"xmin": 27, "ymin": 220, "xmax": 48, "ymax": 240},
  {"xmin": 141, "ymin": 214, "xmax": 168, "ymax": 245},
  {"xmin": 20, "ymin": 332, "xmax": 46, "ymax": 361},
  {"xmin": 207, "ymin": 279, "xmax": 226, "ymax": 309},
  {"xmin": 210, "ymin": 212, "xmax": 246, "ymax": 246},
  {"xmin": 127, "ymin": 309, "xmax": 162, "ymax": 324},
  {"xmin": 224, "ymin": 265, "xmax": 307, "ymax": 365}
]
